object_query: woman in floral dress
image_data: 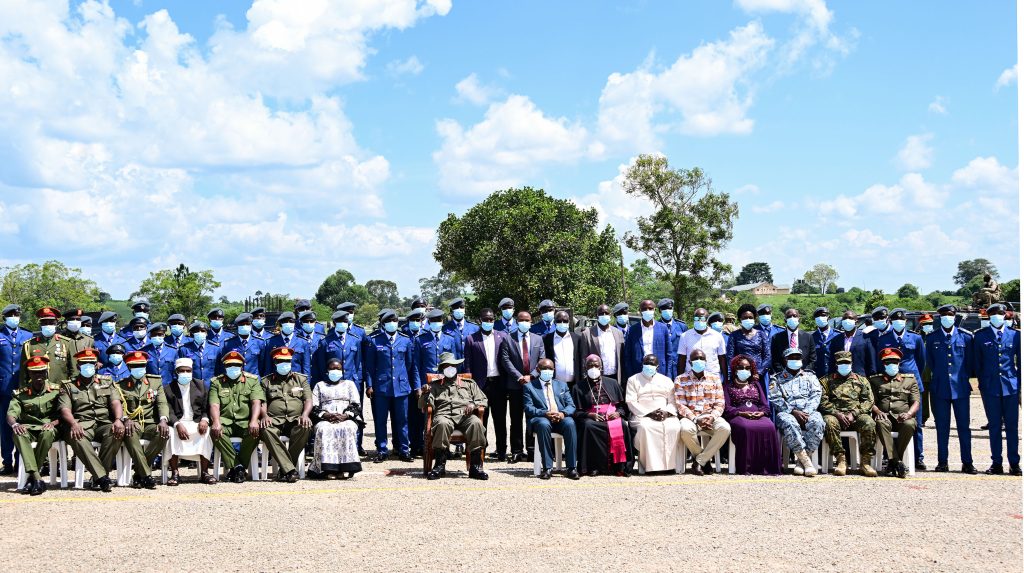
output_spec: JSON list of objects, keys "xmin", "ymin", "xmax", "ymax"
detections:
[{"xmin": 310, "ymin": 358, "xmax": 363, "ymax": 479}]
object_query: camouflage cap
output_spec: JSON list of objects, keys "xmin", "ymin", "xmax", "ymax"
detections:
[{"xmin": 833, "ymin": 350, "xmax": 853, "ymax": 364}]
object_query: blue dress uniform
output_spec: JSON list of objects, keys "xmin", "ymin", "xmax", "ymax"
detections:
[
  {"xmin": 92, "ymin": 311, "xmax": 120, "ymax": 366},
  {"xmin": 120, "ymin": 317, "xmax": 151, "ymax": 354},
  {"xmin": 443, "ymin": 298, "xmax": 479, "ymax": 357},
  {"xmin": 612, "ymin": 302, "xmax": 630, "ymax": 337},
  {"xmin": 973, "ymin": 306, "xmax": 1020, "ymax": 471},
  {"xmin": 165, "ymin": 314, "xmax": 190, "ymax": 350},
  {"xmin": 0, "ymin": 305, "xmax": 34, "ymax": 470},
  {"xmin": 294, "ymin": 300, "xmax": 327, "ymax": 335},
  {"xmin": 530, "ymin": 299, "xmax": 557, "ymax": 336},
  {"xmin": 364, "ymin": 311, "xmax": 418, "ymax": 458},
  {"xmin": 99, "ymin": 360, "xmax": 130, "ymax": 381},
  {"xmin": 400, "ymin": 307, "xmax": 426, "ymax": 338},
  {"xmin": 117, "ymin": 299, "xmax": 151, "ymax": 339},
  {"xmin": 812, "ymin": 327, "xmax": 836, "ymax": 376},
  {"xmin": 755, "ymin": 304, "xmax": 784, "ymax": 372},
  {"xmin": 144, "ymin": 323, "xmax": 179, "ymax": 386},
  {"xmin": 412, "ymin": 316, "xmax": 462, "ymax": 455},
  {"xmin": 176, "ymin": 333, "xmax": 221, "ymax": 389},
  {"xmin": 335, "ymin": 303, "xmax": 366, "ymax": 338},
  {"xmin": 262, "ymin": 331, "xmax": 312, "ymax": 377},
  {"xmin": 494, "ymin": 298, "xmax": 516, "ymax": 332},
  {"xmin": 657, "ymin": 299, "xmax": 689, "ymax": 379},
  {"xmin": 925, "ymin": 313, "xmax": 975, "ymax": 469},
  {"xmin": 221, "ymin": 334, "xmax": 267, "ymax": 378},
  {"xmin": 206, "ymin": 308, "xmax": 234, "ymax": 346},
  {"xmin": 315, "ymin": 313, "xmax": 366, "ymax": 451},
  {"xmin": 876, "ymin": 311, "xmax": 928, "ymax": 465}
]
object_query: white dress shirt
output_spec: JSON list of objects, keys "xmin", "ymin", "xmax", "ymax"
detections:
[
  {"xmin": 641, "ymin": 322, "xmax": 654, "ymax": 356},
  {"xmin": 483, "ymin": 332, "xmax": 499, "ymax": 377},
  {"xmin": 553, "ymin": 332, "xmax": 575, "ymax": 383},
  {"xmin": 676, "ymin": 328, "xmax": 727, "ymax": 376},
  {"xmin": 598, "ymin": 327, "xmax": 617, "ymax": 375}
]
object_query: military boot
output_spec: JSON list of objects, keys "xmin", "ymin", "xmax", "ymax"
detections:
[
  {"xmin": 797, "ymin": 450, "xmax": 816, "ymax": 477},
  {"xmin": 833, "ymin": 452, "xmax": 847, "ymax": 476},
  {"xmin": 468, "ymin": 449, "xmax": 488, "ymax": 480},
  {"xmin": 427, "ymin": 449, "xmax": 447, "ymax": 480},
  {"xmin": 860, "ymin": 455, "xmax": 878, "ymax": 477}
]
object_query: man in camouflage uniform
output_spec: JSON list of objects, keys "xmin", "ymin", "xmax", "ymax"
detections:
[
  {"xmin": 6, "ymin": 356, "xmax": 61, "ymax": 495},
  {"xmin": 20, "ymin": 307, "xmax": 76, "ymax": 388},
  {"xmin": 209, "ymin": 350, "xmax": 265, "ymax": 483},
  {"xmin": 58, "ymin": 348, "xmax": 123, "ymax": 492},
  {"xmin": 418, "ymin": 352, "xmax": 489, "ymax": 480},
  {"xmin": 259, "ymin": 346, "xmax": 312, "ymax": 483},
  {"xmin": 60, "ymin": 308, "xmax": 94, "ymax": 355},
  {"xmin": 869, "ymin": 347, "xmax": 920, "ymax": 478},
  {"xmin": 819, "ymin": 350, "xmax": 877, "ymax": 476},
  {"xmin": 768, "ymin": 348, "xmax": 825, "ymax": 477},
  {"xmin": 116, "ymin": 350, "xmax": 169, "ymax": 488}
]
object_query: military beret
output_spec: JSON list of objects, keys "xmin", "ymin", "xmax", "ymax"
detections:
[
  {"xmin": 426, "ymin": 309, "xmax": 445, "ymax": 321},
  {"xmin": 62, "ymin": 308, "xmax": 83, "ymax": 320},
  {"xmin": 277, "ymin": 312, "xmax": 295, "ymax": 322},
  {"xmin": 74, "ymin": 348, "xmax": 99, "ymax": 363},
  {"xmin": 707, "ymin": 312, "xmax": 724, "ymax": 323},
  {"xmin": 337, "ymin": 302, "xmax": 356, "ymax": 312},
  {"xmin": 537, "ymin": 299, "xmax": 555, "ymax": 310},
  {"xmin": 411, "ymin": 297, "xmax": 427, "ymax": 308},
  {"xmin": 406, "ymin": 308, "xmax": 425, "ymax": 321},
  {"xmin": 890, "ymin": 308, "xmax": 907, "ymax": 319},
  {"xmin": 250, "ymin": 307, "xmax": 266, "ymax": 315},
  {"xmin": 25, "ymin": 355, "xmax": 49, "ymax": 371},
  {"xmin": 147, "ymin": 322, "xmax": 167, "ymax": 334},
  {"xmin": 107, "ymin": 344, "xmax": 125, "ymax": 355},
  {"xmin": 657, "ymin": 298, "xmax": 674, "ymax": 310},
  {"xmin": 188, "ymin": 321, "xmax": 207, "ymax": 332},
  {"xmin": 299, "ymin": 310, "xmax": 316, "ymax": 321},
  {"xmin": 2, "ymin": 304, "xmax": 21, "ymax": 315},
  {"xmin": 782, "ymin": 347, "xmax": 803, "ymax": 358},
  {"xmin": 833, "ymin": 350, "xmax": 853, "ymax": 364},
  {"xmin": 234, "ymin": 313, "xmax": 253, "ymax": 325},
  {"xmin": 99, "ymin": 311, "xmax": 118, "ymax": 323},
  {"xmin": 936, "ymin": 304, "xmax": 957, "ymax": 314},
  {"xmin": 271, "ymin": 347, "xmax": 294, "ymax": 361},
  {"xmin": 332, "ymin": 310, "xmax": 349, "ymax": 322},
  {"xmin": 167, "ymin": 313, "xmax": 186, "ymax": 323},
  {"xmin": 130, "ymin": 299, "xmax": 150, "ymax": 311},
  {"xmin": 498, "ymin": 297, "xmax": 515, "ymax": 308},
  {"xmin": 813, "ymin": 307, "xmax": 829, "ymax": 317},
  {"xmin": 756, "ymin": 304, "xmax": 772, "ymax": 314},
  {"xmin": 379, "ymin": 309, "xmax": 398, "ymax": 322},
  {"xmin": 987, "ymin": 303, "xmax": 1007, "ymax": 314},
  {"xmin": 36, "ymin": 307, "xmax": 59, "ymax": 319},
  {"xmin": 612, "ymin": 302, "xmax": 629, "ymax": 315},
  {"xmin": 128, "ymin": 317, "xmax": 149, "ymax": 328},
  {"xmin": 879, "ymin": 347, "xmax": 903, "ymax": 361},
  {"xmin": 222, "ymin": 351, "xmax": 244, "ymax": 366},
  {"xmin": 919, "ymin": 314, "xmax": 934, "ymax": 324},
  {"xmin": 724, "ymin": 312, "xmax": 736, "ymax": 320},
  {"xmin": 81, "ymin": 315, "xmax": 92, "ymax": 325},
  {"xmin": 871, "ymin": 306, "xmax": 889, "ymax": 318},
  {"xmin": 207, "ymin": 308, "xmax": 224, "ymax": 318},
  {"xmin": 124, "ymin": 351, "xmax": 149, "ymax": 366},
  {"xmin": 294, "ymin": 299, "xmax": 312, "ymax": 310},
  {"xmin": 448, "ymin": 298, "xmax": 466, "ymax": 308}
]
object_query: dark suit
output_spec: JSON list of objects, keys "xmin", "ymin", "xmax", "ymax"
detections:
[
  {"xmin": 499, "ymin": 330, "xmax": 546, "ymax": 456},
  {"xmin": 579, "ymin": 325, "xmax": 625, "ymax": 388},
  {"xmin": 523, "ymin": 377, "xmax": 578, "ymax": 470},
  {"xmin": 542, "ymin": 331, "xmax": 586, "ymax": 386},
  {"xmin": 770, "ymin": 329, "xmax": 817, "ymax": 374},
  {"xmin": 828, "ymin": 331, "xmax": 876, "ymax": 377},
  {"xmin": 165, "ymin": 378, "xmax": 209, "ymax": 427},
  {"xmin": 465, "ymin": 330, "xmax": 512, "ymax": 455}
]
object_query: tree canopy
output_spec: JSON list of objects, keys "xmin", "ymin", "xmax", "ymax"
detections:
[
  {"xmin": 953, "ymin": 258, "xmax": 998, "ymax": 287},
  {"xmin": 803, "ymin": 263, "xmax": 839, "ymax": 295},
  {"xmin": 736, "ymin": 262, "xmax": 773, "ymax": 285},
  {"xmin": 131, "ymin": 264, "xmax": 221, "ymax": 322},
  {"xmin": 314, "ymin": 269, "xmax": 371, "ymax": 310},
  {"xmin": 0, "ymin": 260, "xmax": 102, "ymax": 330}
]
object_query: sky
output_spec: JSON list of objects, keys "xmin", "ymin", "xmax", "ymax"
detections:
[{"xmin": 0, "ymin": 0, "xmax": 1018, "ymax": 302}]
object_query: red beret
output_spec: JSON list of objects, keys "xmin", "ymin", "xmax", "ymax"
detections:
[
  {"xmin": 919, "ymin": 314, "xmax": 933, "ymax": 324},
  {"xmin": 124, "ymin": 351, "xmax": 149, "ymax": 366},
  {"xmin": 271, "ymin": 347, "xmax": 293, "ymax": 360},
  {"xmin": 25, "ymin": 355, "xmax": 49, "ymax": 371},
  {"xmin": 879, "ymin": 347, "xmax": 903, "ymax": 361},
  {"xmin": 35, "ymin": 307, "xmax": 59, "ymax": 319},
  {"xmin": 74, "ymin": 348, "xmax": 99, "ymax": 363}
]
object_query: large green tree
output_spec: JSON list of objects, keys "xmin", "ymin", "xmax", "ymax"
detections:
[
  {"xmin": 803, "ymin": 263, "xmax": 840, "ymax": 295},
  {"xmin": 735, "ymin": 262, "xmax": 773, "ymax": 286},
  {"xmin": 434, "ymin": 187, "xmax": 620, "ymax": 314},
  {"xmin": 896, "ymin": 283, "xmax": 920, "ymax": 299},
  {"xmin": 314, "ymin": 269, "xmax": 370, "ymax": 310},
  {"xmin": 131, "ymin": 264, "xmax": 221, "ymax": 322},
  {"xmin": 627, "ymin": 259, "xmax": 673, "ymax": 306},
  {"xmin": 418, "ymin": 271, "xmax": 468, "ymax": 308},
  {"xmin": 365, "ymin": 279, "xmax": 400, "ymax": 308},
  {"xmin": 953, "ymin": 258, "xmax": 998, "ymax": 287},
  {"xmin": 0, "ymin": 260, "xmax": 102, "ymax": 330},
  {"xmin": 621, "ymin": 155, "xmax": 737, "ymax": 307}
]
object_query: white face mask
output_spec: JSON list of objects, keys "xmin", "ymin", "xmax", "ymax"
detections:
[
  {"xmin": 586, "ymin": 367, "xmax": 601, "ymax": 379},
  {"xmin": 443, "ymin": 366, "xmax": 458, "ymax": 378}
]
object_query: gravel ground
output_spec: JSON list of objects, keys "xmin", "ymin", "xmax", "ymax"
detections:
[{"xmin": 0, "ymin": 393, "xmax": 1020, "ymax": 572}]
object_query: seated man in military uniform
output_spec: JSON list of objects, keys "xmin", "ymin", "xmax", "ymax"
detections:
[
  {"xmin": 259, "ymin": 346, "xmax": 313, "ymax": 483},
  {"xmin": 209, "ymin": 351, "xmax": 265, "ymax": 483},
  {"xmin": 7, "ymin": 356, "xmax": 61, "ymax": 495},
  {"xmin": 58, "ymin": 348, "xmax": 124, "ymax": 492},
  {"xmin": 116, "ymin": 350, "xmax": 169, "ymax": 489},
  {"xmin": 819, "ymin": 350, "xmax": 878, "ymax": 477},
  {"xmin": 419, "ymin": 352, "xmax": 489, "ymax": 480},
  {"xmin": 869, "ymin": 347, "xmax": 920, "ymax": 478}
]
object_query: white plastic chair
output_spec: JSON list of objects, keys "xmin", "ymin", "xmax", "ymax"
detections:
[
  {"xmin": 778, "ymin": 431, "xmax": 824, "ymax": 474},
  {"xmin": 260, "ymin": 436, "xmax": 306, "ymax": 480},
  {"xmin": 822, "ymin": 430, "xmax": 860, "ymax": 472},
  {"xmin": 74, "ymin": 441, "xmax": 103, "ymax": 489},
  {"xmin": 872, "ymin": 432, "xmax": 917, "ymax": 477},
  {"xmin": 532, "ymin": 433, "xmax": 565, "ymax": 475},
  {"xmin": 116, "ymin": 439, "xmax": 164, "ymax": 486},
  {"xmin": 16, "ymin": 440, "xmax": 68, "ymax": 490},
  {"xmin": 212, "ymin": 437, "xmax": 260, "ymax": 480},
  {"xmin": 159, "ymin": 441, "xmax": 212, "ymax": 484},
  {"xmin": 682, "ymin": 430, "xmax": 722, "ymax": 473}
]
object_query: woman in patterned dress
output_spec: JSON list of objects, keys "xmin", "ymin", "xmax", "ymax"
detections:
[{"xmin": 310, "ymin": 358, "xmax": 363, "ymax": 479}]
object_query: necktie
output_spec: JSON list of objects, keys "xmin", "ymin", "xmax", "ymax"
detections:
[
  {"xmin": 789, "ymin": 331, "xmax": 797, "ymax": 349},
  {"xmin": 545, "ymin": 381, "xmax": 558, "ymax": 414},
  {"xmin": 996, "ymin": 329, "xmax": 1003, "ymax": 344},
  {"xmin": 521, "ymin": 334, "xmax": 530, "ymax": 374}
]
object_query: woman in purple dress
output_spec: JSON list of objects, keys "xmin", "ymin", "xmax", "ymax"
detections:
[
  {"xmin": 726, "ymin": 303, "xmax": 771, "ymax": 391},
  {"xmin": 723, "ymin": 354, "xmax": 782, "ymax": 475}
]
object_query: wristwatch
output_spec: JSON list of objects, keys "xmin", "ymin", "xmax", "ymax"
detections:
[{"xmin": 120, "ymin": 416, "xmax": 129, "ymax": 423}]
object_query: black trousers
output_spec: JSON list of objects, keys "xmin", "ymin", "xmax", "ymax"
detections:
[{"xmin": 486, "ymin": 382, "xmax": 525, "ymax": 455}]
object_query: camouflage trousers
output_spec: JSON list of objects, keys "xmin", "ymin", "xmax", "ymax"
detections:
[{"xmin": 823, "ymin": 413, "xmax": 876, "ymax": 457}]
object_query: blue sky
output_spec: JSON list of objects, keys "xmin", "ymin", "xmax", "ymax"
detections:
[{"xmin": 0, "ymin": 0, "xmax": 1017, "ymax": 303}]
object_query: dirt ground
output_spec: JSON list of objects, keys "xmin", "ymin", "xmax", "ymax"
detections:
[{"xmin": 0, "ymin": 393, "xmax": 1020, "ymax": 573}]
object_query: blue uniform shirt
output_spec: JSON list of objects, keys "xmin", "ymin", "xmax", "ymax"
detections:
[
  {"xmin": 659, "ymin": 318, "xmax": 689, "ymax": 378},
  {"xmin": 529, "ymin": 319, "xmax": 556, "ymax": 336},
  {"xmin": 262, "ymin": 332, "xmax": 312, "ymax": 376},
  {"xmin": 145, "ymin": 342, "xmax": 180, "ymax": 385},
  {"xmin": 92, "ymin": 329, "xmax": 120, "ymax": 366},
  {"xmin": 876, "ymin": 329, "xmax": 926, "ymax": 391},
  {"xmin": 177, "ymin": 340, "xmax": 221, "ymax": 388},
  {"xmin": 415, "ymin": 330, "xmax": 462, "ymax": 389},
  {"xmin": 99, "ymin": 361, "xmax": 130, "ymax": 381},
  {"xmin": 364, "ymin": 331, "xmax": 417, "ymax": 398},
  {"xmin": 221, "ymin": 335, "xmax": 268, "ymax": 377},
  {"xmin": 973, "ymin": 326, "xmax": 1020, "ymax": 397},
  {"xmin": 121, "ymin": 334, "xmax": 150, "ymax": 354},
  {"xmin": 925, "ymin": 327, "xmax": 974, "ymax": 401},
  {"xmin": 443, "ymin": 319, "xmax": 479, "ymax": 356},
  {"xmin": 313, "ymin": 330, "xmax": 364, "ymax": 388},
  {"xmin": 0, "ymin": 326, "xmax": 34, "ymax": 398},
  {"xmin": 812, "ymin": 327, "xmax": 836, "ymax": 376}
]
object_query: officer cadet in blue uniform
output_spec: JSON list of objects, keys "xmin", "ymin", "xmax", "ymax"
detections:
[
  {"xmin": 79, "ymin": 315, "xmax": 93, "ymax": 338},
  {"xmin": 100, "ymin": 343, "xmax": 130, "ymax": 380},
  {"xmin": 865, "ymin": 306, "xmax": 891, "ymax": 354},
  {"xmin": 493, "ymin": 297, "xmax": 516, "ymax": 332},
  {"xmin": 118, "ymin": 299, "xmax": 151, "ymax": 339},
  {"xmin": 612, "ymin": 302, "xmax": 630, "ymax": 336},
  {"xmin": 144, "ymin": 322, "xmax": 178, "ymax": 385},
  {"xmin": 875, "ymin": 308, "xmax": 928, "ymax": 470},
  {"xmin": 121, "ymin": 317, "xmax": 150, "ymax": 353},
  {"xmin": 335, "ymin": 302, "xmax": 366, "ymax": 338},
  {"xmin": 443, "ymin": 297, "xmax": 479, "ymax": 357},
  {"xmin": 262, "ymin": 312, "xmax": 311, "ymax": 377},
  {"xmin": 93, "ymin": 311, "xmax": 120, "ymax": 366},
  {"xmin": 755, "ymin": 304, "xmax": 784, "ymax": 370},
  {"xmin": 298, "ymin": 310, "xmax": 325, "ymax": 359},
  {"xmin": 401, "ymin": 307, "xmax": 425, "ymax": 338},
  {"xmin": 166, "ymin": 314, "xmax": 190, "ymax": 349},
  {"xmin": 925, "ymin": 304, "xmax": 977, "ymax": 474},
  {"xmin": 811, "ymin": 306, "xmax": 835, "ymax": 376},
  {"xmin": 364, "ymin": 309, "xmax": 418, "ymax": 463},
  {"xmin": 221, "ymin": 313, "xmax": 266, "ymax": 378},
  {"xmin": 530, "ymin": 300, "xmax": 557, "ymax": 336},
  {"xmin": 177, "ymin": 322, "xmax": 221, "ymax": 389},
  {"xmin": 0, "ymin": 303, "xmax": 34, "ymax": 474},
  {"xmin": 249, "ymin": 307, "xmax": 271, "ymax": 340},
  {"xmin": 294, "ymin": 299, "xmax": 326, "ymax": 335},
  {"xmin": 206, "ymin": 308, "xmax": 234, "ymax": 345},
  {"xmin": 973, "ymin": 303, "xmax": 1021, "ymax": 476},
  {"xmin": 413, "ymin": 309, "xmax": 462, "ymax": 457},
  {"xmin": 656, "ymin": 298, "xmax": 689, "ymax": 379},
  {"xmin": 313, "ymin": 310, "xmax": 366, "ymax": 454}
]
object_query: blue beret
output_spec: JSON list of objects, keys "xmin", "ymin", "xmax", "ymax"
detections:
[
  {"xmin": 813, "ymin": 307, "xmax": 829, "ymax": 317},
  {"xmin": 448, "ymin": 298, "xmax": 466, "ymax": 308},
  {"xmin": 871, "ymin": 306, "xmax": 889, "ymax": 317},
  {"xmin": 80, "ymin": 315, "xmax": 92, "ymax": 324},
  {"xmin": 498, "ymin": 297, "xmax": 515, "ymax": 308},
  {"xmin": 147, "ymin": 322, "xmax": 167, "ymax": 333},
  {"xmin": 937, "ymin": 304, "xmax": 957, "ymax": 314},
  {"xmin": 987, "ymin": 303, "xmax": 1007, "ymax": 314},
  {"xmin": 207, "ymin": 308, "xmax": 224, "ymax": 318},
  {"xmin": 234, "ymin": 313, "xmax": 253, "ymax": 325},
  {"xmin": 129, "ymin": 317, "xmax": 149, "ymax": 328},
  {"xmin": 277, "ymin": 312, "xmax": 295, "ymax": 321},
  {"xmin": 379, "ymin": 309, "xmax": 398, "ymax": 322},
  {"xmin": 538, "ymin": 299, "xmax": 555, "ymax": 310},
  {"xmin": 337, "ymin": 302, "xmax": 356, "ymax": 312},
  {"xmin": 250, "ymin": 307, "xmax": 266, "ymax": 315},
  {"xmin": 167, "ymin": 313, "xmax": 186, "ymax": 323},
  {"xmin": 756, "ymin": 304, "xmax": 772, "ymax": 313},
  {"xmin": 131, "ymin": 299, "xmax": 150, "ymax": 310},
  {"xmin": 612, "ymin": 302, "xmax": 629, "ymax": 315},
  {"xmin": 2, "ymin": 304, "xmax": 20, "ymax": 315},
  {"xmin": 890, "ymin": 308, "xmax": 908, "ymax": 319},
  {"xmin": 411, "ymin": 297, "xmax": 426, "ymax": 308},
  {"xmin": 708, "ymin": 312, "xmax": 724, "ymax": 323},
  {"xmin": 107, "ymin": 343, "xmax": 125, "ymax": 354},
  {"xmin": 188, "ymin": 321, "xmax": 207, "ymax": 332},
  {"xmin": 406, "ymin": 308, "xmax": 425, "ymax": 321},
  {"xmin": 99, "ymin": 311, "xmax": 118, "ymax": 323},
  {"xmin": 331, "ymin": 310, "xmax": 349, "ymax": 322},
  {"xmin": 299, "ymin": 310, "xmax": 316, "ymax": 321},
  {"xmin": 294, "ymin": 299, "xmax": 312, "ymax": 309},
  {"xmin": 657, "ymin": 298, "xmax": 674, "ymax": 310},
  {"xmin": 426, "ymin": 309, "xmax": 445, "ymax": 320}
]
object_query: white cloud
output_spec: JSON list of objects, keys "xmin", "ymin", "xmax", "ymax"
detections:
[
  {"xmin": 995, "ymin": 64, "xmax": 1017, "ymax": 89},
  {"xmin": 928, "ymin": 95, "xmax": 948, "ymax": 115},
  {"xmin": 752, "ymin": 200, "xmax": 784, "ymax": 213},
  {"xmin": 386, "ymin": 55, "xmax": 424, "ymax": 76},
  {"xmin": 570, "ymin": 158, "xmax": 654, "ymax": 235},
  {"xmin": 951, "ymin": 156, "xmax": 1018, "ymax": 192},
  {"xmin": 735, "ymin": 0, "xmax": 852, "ymax": 70},
  {"xmin": 454, "ymin": 73, "xmax": 503, "ymax": 106},
  {"xmin": 433, "ymin": 95, "xmax": 593, "ymax": 196},
  {"xmin": 734, "ymin": 184, "xmax": 761, "ymax": 195},
  {"xmin": 896, "ymin": 133, "xmax": 934, "ymax": 171},
  {"xmin": 817, "ymin": 172, "xmax": 947, "ymax": 219}
]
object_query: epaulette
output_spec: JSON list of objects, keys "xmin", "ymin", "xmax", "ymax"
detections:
[{"xmin": 243, "ymin": 372, "xmax": 259, "ymax": 383}]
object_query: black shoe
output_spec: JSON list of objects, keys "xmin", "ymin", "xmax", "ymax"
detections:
[
  {"xmin": 23, "ymin": 476, "xmax": 37, "ymax": 494},
  {"xmin": 284, "ymin": 469, "xmax": 299, "ymax": 483},
  {"xmin": 0, "ymin": 463, "xmax": 14, "ymax": 476},
  {"xmin": 985, "ymin": 465, "xmax": 1004, "ymax": 475},
  {"xmin": 884, "ymin": 459, "xmax": 898, "ymax": 477},
  {"xmin": 702, "ymin": 462, "xmax": 714, "ymax": 475},
  {"xmin": 427, "ymin": 449, "xmax": 447, "ymax": 480},
  {"xmin": 507, "ymin": 452, "xmax": 525, "ymax": 464},
  {"xmin": 1010, "ymin": 465, "xmax": 1022, "ymax": 476},
  {"xmin": 690, "ymin": 461, "xmax": 705, "ymax": 476},
  {"xmin": 453, "ymin": 444, "xmax": 465, "ymax": 456},
  {"xmin": 97, "ymin": 476, "xmax": 113, "ymax": 492},
  {"xmin": 915, "ymin": 461, "xmax": 928, "ymax": 471},
  {"xmin": 410, "ymin": 447, "xmax": 424, "ymax": 458},
  {"xmin": 398, "ymin": 451, "xmax": 414, "ymax": 463},
  {"xmin": 895, "ymin": 461, "xmax": 908, "ymax": 479},
  {"xmin": 357, "ymin": 447, "xmax": 366, "ymax": 457},
  {"xmin": 139, "ymin": 475, "xmax": 157, "ymax": 489},
  {"xmin": 230, "ymin": 464, "xmax": 247, "ymax": 483},
  {"xmin": 373, "ymin": 452, "xmax": 389, "ymax": 463},
  {"xmin": 934, "ymin": 463, "xmax": 949, "ymax": 472},
  {"xmin": 962, "ymin": 463, "xmax": 978, "ymax": 475},
  {"xmin": 488, "ymin": 451, "xmax": 506, "ymax": 461},
  {"xmin": 566, "ymin": 469, "xmax": 580, "ymax": 480},
  {"xmin": 469, "ymin": 465, "xmax": 488, "ymax": 480},
  {"xmin": 33, "ymin": 479, "xmax": 47, "ymax": 495},
  {"xmin": 538, "ymin": 468, "xmax": 552, "ymax": 480}
]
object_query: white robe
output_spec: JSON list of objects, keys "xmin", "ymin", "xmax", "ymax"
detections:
[
  {"xmin": 626, "ymin": 372, "xmax": 682, "ymax": 472},
  {"xmin": 169, "ymin": 382, "xmax": 213, "ymax": 459}
]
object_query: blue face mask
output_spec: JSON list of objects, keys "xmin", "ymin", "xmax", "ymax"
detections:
[
  {"xmin": 327, "ymin": 370, "xmax": 344, "ymax": 382},
  {"xmin": 538, "ymin": 370, "xmax": 554, "ymax": 382},
  {"xmin": 102, "ymin": 322, "xmax": 115, "ymax": 334},
  {"xmin": 940, "ymin": 315, "xmax": 955, "ymax": 329},
  {"xmin": 109, "ymin": 354, "xmax": 124, "ymax": 365},
  {"xmin": 191, "ymin": 332, "xmax": 207, "ymax": 345},
  {"xmin": 980, "ymin": 320, "xmax": 990, "ymax": 329},
  {"xmin": 383, "ymin": 321, "xmax": 398, "ymax": 334},
  {"xmin": 758, "ymin": 314, "xmax": 772, "ymax": 326},
  {"xmin": 555, "ymin": 322, "xmax": 569, "ymax": 334},
  {"xmin": 693, "ymin": 318, "xmax": 707, "ymax": 332},
  {"xmin": 80, "ymin": 326, "xmax": 92, "ymax": 337},
  {"xmin": 740, "ymin": 318, "xmax": 755, "ymax": 330},
  {"xmin": 130, "ymin": 367, "xmax": 147, "ymax": 379},
  {"xmin": 40, "ymin": 325, "xmax": 56, "ymax": 337},
  {"xmin": 922, "ymin": 324, "xmax": 934, "ymax": 335},
  {"xmin": 736, "ymin": 369, "xmax": 751, "ymax": 381},
  {"xmin": 891, "ymin": 320, "xmax": 906, "ymax": 332},
  {"xmin": 79, "ymin": 364, "xmax": 96, "ymax": 378},
  {"xmin": 177, "ymin": 373, "xmax": 192, "ymax": 385},
  {"xmin": 66, "ymin": 320, "xmax": 81, "ymax": 332},
  {"xmin": 616, "ymin": 315, "xmax": 628, "ymax": 326},
  {"xmin": 209, "ymin": 320, "xmax": 223, "ymax": 330},
  {"xmin": 225, "ymin": 366, "xmax": 242, "ymax": 380},
  {"xmin": 786, "ymin": 317, "xmax": 800, "ymax": 330},
  {"xmin": 301, "ymin": 322, "xmax": 314, "ymax": 334},
  {"xmin": 252, "ymin": 319, "xmax": 265, "ymax": 330},
  {"xmin": 837, "ymin": 364, "xmax": 853, "ymax": 376},
  {"xmin": 690, "ymin": 359, "xmax": 706, "ymax": 373},
  {"xmin": 280, "ymin": 323, "xmax": 294, "ymax": 335},
  {"xmin": 501, "ymin": 308, "xmax": 514, "ymax": 320},
  {"xmin": 237, "ymin": 325, "xmax": 252, "ymax": 337},
  {"xmin": 661, "ymin": 309, "xmax": 673, "ymax": 321},
  {"xmin": 787, "ymin": 359, "xmax": 803, "ymax": 371},
  {"xmin": 452, "ymin": 308, "xmax": 465, "ymax": 321},
  {"xmin": 480, "ymin": 321, "xmax": 494, "ymax": 332},
  {"xmin": 133, "ymin": 329, "xmax": 146, "ymax": 340},
  {"xmin": 710, "ymin": 322, "xmax": 723, "ymax": 332},
  {"xmin": 150, "ymin": 336, "xmax": 164, "ymax": 347},
  {"xmin": 429, "ymin": 321, "xmax": 443, "ymax": 333},
  {"xmin": 641, "ymin": 310, "xmax": 655, "ymax": 322},
  {"xmin": 814, "ymin": 316, "xmax": 829, "ymax": 328},
  {"xmin": 170, "ymin": 324, "xmax": 185, "ymax": 337},
  {"xmin": 4, "ymin": 316, "xmax": 19, "ymax": 329},
  {"xmin": 517, "ymin": 321, "xmax": 531, "ymax": 334},
  {"xmin": 990, "ymin": 315, "xmax": 1006, "ymax": 328},
  {"xmin": 541, "ymin": 311, "xmax": 555, "ymax": 323},
  {"xmin": 409, "ymin": 321, "xmax": 421, "ymax": 333},
  {"xmin": 597, "ymin": 315, "xmax": 611, "ymax": 326},
  {"xmin": 641, "ymin": 364, "xmax": 658, "ymax": 378},
  {"xmin": 841, "ymin": 319, "xmax": 856, "ymax": 332},
  {"xmin": 335, "ymin": 322, "xmax": 349, "ymax": 334},
  {"xmin": 134, "ymin": 312, "xmax": 149, "ymax": 320},
  {"xmin": 872, "ymin": 319, "xmax": 888, "ymax": 331},
  {"xmin": 884, "ymin": 363, "xmax": 900, "ymax": 377},
  {"xmin": 276, "ymin": 362, "xmax": 292, "ymax": 376}
]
